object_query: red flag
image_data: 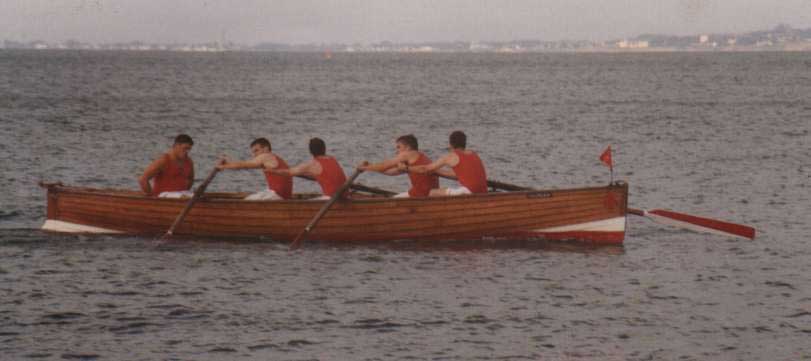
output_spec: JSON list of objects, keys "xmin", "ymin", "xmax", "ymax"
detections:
[{"xmin": 600, "ymin": 146, "xmax": 613, "ymax": 170}]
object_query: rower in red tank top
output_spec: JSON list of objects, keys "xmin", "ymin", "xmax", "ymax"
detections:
[
  {"xmin": 217, "ymin": 137, "xmax": 294, "ymax": 200},
  {"xmin": 139, "ymin": 134, "xmax": 195, "ymax": 196},
  {"xmin": 404, "ymin": 130, "xmax": 488, "ymax": 196},
  {"xmin": 314, "ymin": 156, "xmax": 347, "ymax": 197},
  {"xmin": 269, "ymin": 137, "xmax": 348, "ymax": 199},
  {"xmin": 263, "ymin": 155, "xmax": 293, "ymax": 199},
  {"xmin": 407, "ymin": 152, "xmax": 439, "ymax": 197},
  {"xmin": 152, "ymin": 154, "xmax": 194, "ymax": 196},
  {"xmin": 451, "ymin": 149, "xmax": 487, "ymax": 194},
  {"xmin": 358, "ymin": 134, "xmax": 439, "ymax": 198}
]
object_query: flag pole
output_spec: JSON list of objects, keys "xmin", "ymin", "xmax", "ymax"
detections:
[
  {"xmin": 609, "ymin": 165, "xmax": 614, "ymax": 184},
  {"xmin": 600, "ymin": 145, "xmax": 614, "ymax": 184}
]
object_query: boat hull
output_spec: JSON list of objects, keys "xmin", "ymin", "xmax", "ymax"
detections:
[{"xmin": 41, "ymin": 183, "xmax": 628, "ymax": 245}]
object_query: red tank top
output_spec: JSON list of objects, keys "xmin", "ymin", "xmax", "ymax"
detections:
[
  {"xmin": 152, "ymin": 154, "xmax": 193, "ymax": 196},
  {"xmin": 314, "ymin": 156, "xmax": 347, "ymax": 197},
  {"xmin": 408, "ymin": 152, "xmax": 439, "ymax": 197},
  {"xmin": 263, "ymin": 154, "xmax": 293, "ymax": 199},
  {"xmin": 451, "ymin": 150, "xmax": 487, "ymax": 194}
]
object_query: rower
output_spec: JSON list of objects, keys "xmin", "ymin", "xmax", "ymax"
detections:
[
  {"xmin": 404, "ymin": 130, "xmax": 487, "ymax": 196},
  {"xmin": 139, "ymin": 134, "xmax": 195, "ymax": 198},
  {"xmin": 216, "ymin": 137, "xmax": 293, "ymax": 200},
  {"xmin": 270, "ymin": 137, "xmax": 347, "ymax": 200},
  {"xmin": 358, "ymin": 134, "xmax": 439, "ymax": 198}
]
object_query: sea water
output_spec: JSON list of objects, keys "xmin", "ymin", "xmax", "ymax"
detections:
[{"xmin": 1, "ymin": 50, "xmax": 809, "ymax": 360}]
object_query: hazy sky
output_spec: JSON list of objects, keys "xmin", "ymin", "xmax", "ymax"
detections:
[{"xmin": 2, "ymin": 0, "xmax": 811, "ymax": 44}]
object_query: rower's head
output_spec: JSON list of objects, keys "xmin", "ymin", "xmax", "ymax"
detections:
[
  {"xmin": 250, "ymin": 138, "xmax": 272, "ymax": 156},
  {"xmin": 309, "ymin": 137, "xmax": 326, "ymax": 157},
  {"xmin": 172, "ymin": 134, "xmax": 194, "ymax": 159},
  {"xmin": 395, "ymin": 134, "xmax": 418, "ymax": 153},
  {"xmin": 449, "ymin": 130, "xmax": 466, "ymax": 150}
]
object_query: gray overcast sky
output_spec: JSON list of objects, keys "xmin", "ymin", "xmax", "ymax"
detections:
[{"xmin": 2, "ymin": 0, "xmax": 811, "ymax": 44}]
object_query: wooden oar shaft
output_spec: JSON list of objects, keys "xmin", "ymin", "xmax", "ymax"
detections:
[
  {"xmin": 295, "ymin": 175, "xmax": 396, "ymax": 197},
  {"xmin": 627, "ymin": 207, "xmax": 645, "ymax": 216},
  {"xmin": 437, "ymin": 174, "xmax": 533, "ymax": 192},
  {"xmin": 289, "ymin": 169, "xmax": 364, "ymax": 250},
  {"xmin": 348, "ymin": 182, "xmax": 397, "ymax": 197},
  {"xmin": 164, "ymin": 168, "xmax": 220, "ymax": 238}
]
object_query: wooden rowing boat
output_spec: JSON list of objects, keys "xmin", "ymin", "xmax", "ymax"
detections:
[{"xmin": 40, "ymin": 182, "xmax": 629, "ymax": 245}]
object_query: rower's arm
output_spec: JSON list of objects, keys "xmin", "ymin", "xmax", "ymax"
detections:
[
  {"xmin": 217, "ymin": 158, "xmax": 263, "ymax": 170},
  {"xmin": 409, "ymin": 153, "xmax": 454, "ymax": 174},
  {"xmin": 382, "ymin": 166, "xmax": 403, "ymax": 176},
  {"xmin": 273, "ymin": 160, "xmax": 316, "ymax": 177},
  {"xmin": 361, "ymin": 153, "xmax": 407, "ymax": 174},
  {"xmin": 433, "ymin": 167, "xmax": 456, "ymax": 178},
  {"xmin": 187, "ymin": 159, "xmax": 195, "ymax": 190},
  {"xmin": 138, "ymin": 155, "xmax": 167, "ymax": 195}
]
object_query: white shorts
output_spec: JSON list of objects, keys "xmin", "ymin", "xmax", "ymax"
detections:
[
  {"xmin": 393, "ymin": 192, "xmax": 410, "ymax": 198},
  {"xmin": 446, "ymin": 186, "xmax": 472, "ymax": 196},
  {"xmin": 158, "ymin": 190, "xmax": 194, "ymax": 198},
  {"xmin": 244, "ymin": 189, "xmax": 282, "ymax": 201}
]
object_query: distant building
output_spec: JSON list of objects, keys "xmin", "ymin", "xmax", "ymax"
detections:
[
  {"xmin": 469, "ymin": 42, "xmax": 491, "ymax": 51},
  {"xmin": 699, "ymin": 35, "xmax": 709, "ymax": 44},
  {"xmin": 616, "ymin": 40, "xmax": 649, "ymax": 49},
  {"xmin": 406, "ymin": 46, "xmax": 433, "ymax": 53}
]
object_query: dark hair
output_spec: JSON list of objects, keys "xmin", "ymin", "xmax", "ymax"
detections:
[
  {"xmin": 174, "ymin": 134, "xmax": 194, "ymax": 146},
  {"xmin": 309, "ymin": 137, "xmax": 326, "ymax": 156},
  {"xmin": 449, "ymin": 130, "xmax": 466, "ymax": 149},
  {"xmin": 396, "ymin": 134, "xmax": 419, "ymax": 150},
  {"xmin": 250, "ymin": 137, "xmax": 272, "ymax": 151}
]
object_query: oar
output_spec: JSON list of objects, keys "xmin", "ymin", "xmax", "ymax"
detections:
[
  {"xmin": 627, "ymin": 208, "xmax": 755, "ymax": 240},
  {"xmin": 295, "ymin": 175, "xmax": 396, "ymax": 197},
  {"xmin": 347, "ymin": 182, "xmax": 397, "ymax": 197},
  {"xmin": 437, "ymin": 174, "xmax": 755, "ymax": 240},
  {"xmin": 289, "ymin": 169, "xmax": 364, "ymax": 250},
  {"xmin": 161, "ymin": 167, "xmax": 220, "ymax": 240},
  {"xmin": 436, "ymin": 174, "xmax": 532, "ymax": 192}
]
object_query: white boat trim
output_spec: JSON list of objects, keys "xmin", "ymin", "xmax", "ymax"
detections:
[
  {"xmin": 533, "ymin": 216, "xmax": 626, "ymax": 233},
  {"xmin": 42, "ymin": 220, "xmax": 123, "ymax": 234}
]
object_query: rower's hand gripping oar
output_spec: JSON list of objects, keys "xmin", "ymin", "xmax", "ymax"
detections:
[
  {"xmin": 160, "ymin": 167, "xmax": 220, "ymax": 241},
  {"xmin": 289, "ymin": 169, "xmax": 364, "ymax": 250},
  {"xmin": 437, "ymin": 174, "xmax": 755, "ymax": 240}
]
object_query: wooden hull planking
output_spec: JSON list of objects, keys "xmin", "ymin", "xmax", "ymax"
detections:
[{"xmin": 42, "ymin": 183, "xmax": 628, "ymax": 245}]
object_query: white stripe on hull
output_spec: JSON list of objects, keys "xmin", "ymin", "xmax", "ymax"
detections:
[
  {"xmin": 533, "ymin": 216, "xmax": 626, "ymax": 233},
  {"xmin": 42, "ymin": 220, "xmax": 123, "ymax": 234}
]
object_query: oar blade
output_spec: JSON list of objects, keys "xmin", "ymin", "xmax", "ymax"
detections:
[
  {"xmin": 289, "ymin": 230, "xmax": 307, "ymax": 250},
  {"xmin": 646, "ymin": 209, "xmax": 755, "ymax": 240}
]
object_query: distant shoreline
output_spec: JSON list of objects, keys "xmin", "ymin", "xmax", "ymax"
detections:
[
  {"xmin": 6, "ymin": 24, "xmax": 811, "ymax": 54},
  {"xmin": 3, "ymin": 47, "xmax": 811, "ymax": 54}
]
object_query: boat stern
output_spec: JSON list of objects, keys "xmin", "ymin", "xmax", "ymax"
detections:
[
  {"xmin": 530, "ymin": 181, "xmax": 628, "ymax": 245},
  {"xmin": 40, "ymin": 182, "xmax": 124, "ymax": 234},
  {"xmin": 532, "ymin": 216, "xmax": 626, "ymax": 245}
]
